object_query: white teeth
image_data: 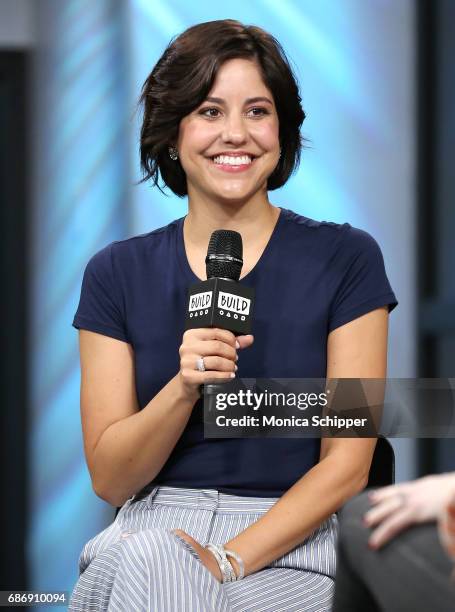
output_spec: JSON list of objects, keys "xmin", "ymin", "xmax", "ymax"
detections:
[{"xmin": 213, "ymin": 155, "xmax": 253, "ymax": 165}]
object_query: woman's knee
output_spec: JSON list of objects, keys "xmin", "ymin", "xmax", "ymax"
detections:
[
  {"xmin": 337, "ymin": 491, "xmax": 373, "ymax": 555},
  {"xmin": 78, "ymin": 521, "xmax": 123, "ymax": 574}
]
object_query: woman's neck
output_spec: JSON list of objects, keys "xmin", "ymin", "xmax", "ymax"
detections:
[{"xmin": 184, "ymin": 194, "xmax": 280, "ymax": 251}]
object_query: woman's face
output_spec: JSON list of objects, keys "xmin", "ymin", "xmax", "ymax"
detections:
[{"xmin": 177, "ymin": 58, "xmax": 280, "ymax": 205}]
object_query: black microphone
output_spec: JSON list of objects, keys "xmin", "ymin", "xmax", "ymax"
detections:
[
  {"xmin": 185, "ymin": 230, "xmax": 255, "ymax": 399},
  {"xmin": 185, "ymin": 229, "xmax": 255, "ymax": 335}
]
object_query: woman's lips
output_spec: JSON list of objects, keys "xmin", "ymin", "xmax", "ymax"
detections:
[{"xmin": 208, "ymin": 157, "xmax": 257, "ymax": 173}]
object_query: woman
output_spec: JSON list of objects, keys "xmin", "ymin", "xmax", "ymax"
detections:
[
  {"xmin": 69, "ymin": 19, "xmax": 397, "ymax": 611},
  {"xmin": 332, "ymin": 474, "xmax": 455, "ymax": 611}
]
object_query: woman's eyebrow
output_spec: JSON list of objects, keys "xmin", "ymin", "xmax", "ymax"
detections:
[{"xmin": 204, "ymin": 96, "xmax": 273, "ymax": 105}]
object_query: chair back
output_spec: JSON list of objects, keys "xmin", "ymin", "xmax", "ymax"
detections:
[{"xmin": 366, "ymin": 436, "xmax": 395, "ymax": 488}]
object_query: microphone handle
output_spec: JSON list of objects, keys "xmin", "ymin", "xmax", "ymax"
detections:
[{"xmin": 199, "ymin": 381, "xmax": 230, "ymax": 397}]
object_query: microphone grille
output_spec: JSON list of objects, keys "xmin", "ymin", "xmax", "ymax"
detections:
[{"xmin": 206, "ymin": 230, "xmax": 243, "ymax": 281}]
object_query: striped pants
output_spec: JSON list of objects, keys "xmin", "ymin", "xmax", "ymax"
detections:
[{"xmin": 69, "ymin": 485, "xmax": 338, "ymax": 611}]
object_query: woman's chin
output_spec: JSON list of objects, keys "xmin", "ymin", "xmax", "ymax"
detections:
[
  {"xmin": 207, "ymin": 180, "xmax": 264, "ymax": 204},
  {"xmin": 212, "ymin": 190, "xmax": 255, "ymax": 205}
]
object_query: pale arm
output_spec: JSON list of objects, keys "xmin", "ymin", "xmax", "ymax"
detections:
[
  {"xmin": 79, "ymin": 327, "xmax": 247, "ymax": 507},
  {"xmin": 222, "ymin": 306, "xmax": 389, "ymax": 577},
  {"xmin": 79, "ymin": 330, "xmax": 199, "ymax": 507}
]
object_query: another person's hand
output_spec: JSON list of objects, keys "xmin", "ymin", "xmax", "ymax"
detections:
[
  {"xmin": 178, "ymin": 328, "xmax": 254, "ymax": 400},
  {"xmin": 171, "ymin": 529, "xmax": 223, "ymax": 582},
  {"xmin": 438, "ymin": 490, "xmax": 455, "ymax": 580},
  {"xmin": 363, "ymin": 473, "xmax": 455, "ymax": 549}
]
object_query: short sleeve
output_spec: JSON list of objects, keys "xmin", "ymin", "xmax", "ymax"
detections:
[
  {"xmin": 72, "ymin": 243, "xmax": 129, "ymax": 342},
  {"xmin": 328, "ymin": 225, "xmax": 398, "ymax": 332}
]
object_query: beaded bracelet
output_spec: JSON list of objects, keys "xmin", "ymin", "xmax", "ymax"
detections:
[
  {"xmin": 206, "ymin": 544, "xmax": 235, "ymax": 582},
  {"xmin": 224, "ymin": 547, "xmax": 245, "ymax": 580},
  {"xmin": 205, "ymin": 543, "xmax": 245, "ymax": 583}
]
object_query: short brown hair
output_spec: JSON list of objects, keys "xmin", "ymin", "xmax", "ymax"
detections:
[{"xmin": 139, "ymin": 19, "xmax": 306, "ymax": 196}]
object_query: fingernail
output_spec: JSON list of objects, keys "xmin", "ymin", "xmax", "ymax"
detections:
[
  {"xmin": 235, "ymin": 340, "xmax": 240, "ymax": 349},
  {"xmin": 234, "ymin": 365, "xmax": 238, "ymax": 372},
  {"xmin": 230, "ymin": 372, "xmax": 236, "ymax": 378},
  {"xmin": 235, "ymin": 354, "xmax": 239, "ymax": 361}
]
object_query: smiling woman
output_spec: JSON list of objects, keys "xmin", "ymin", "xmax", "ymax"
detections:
[
  {"xmin": 178, "ymin": 59, "xmax": 280, "ymax": 204},
  {"xmin": 69, "ymin": 18, "xmax": 397, "ymax": 612},
  {"xmin": 138, "ymin": 19, "xmax": 305, "ymax": 197}
]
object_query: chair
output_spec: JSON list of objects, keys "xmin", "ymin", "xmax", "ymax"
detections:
[{"xmin": 366, "ymin": 436, "xmax": 395, "ymax": 488}]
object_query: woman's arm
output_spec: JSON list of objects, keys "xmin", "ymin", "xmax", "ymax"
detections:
[
  {"xmin": 79, "ymin": 330, "xmax": 199, "ymax": 506},
  {"xmin": 79, "ymin": 327, "xmax": 251, "ymax": 507},
  {"xmin": 218, "ymin": 306, "xmax": 389, "ymax": 578}
]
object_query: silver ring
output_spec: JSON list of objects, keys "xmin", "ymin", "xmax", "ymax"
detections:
[{"xmin": 196, "ymin": 357, "xmax": 206, "ymax": 372}]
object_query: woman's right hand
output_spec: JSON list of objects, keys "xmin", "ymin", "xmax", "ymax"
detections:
[{"xmin": 178, "ymin": 328, "xmax": 254, "ymax": 400}]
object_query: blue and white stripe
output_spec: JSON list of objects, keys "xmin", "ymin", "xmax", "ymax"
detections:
[{"xmin": 69, "ymin": 485, "xmax": 338, "ymax": 611}]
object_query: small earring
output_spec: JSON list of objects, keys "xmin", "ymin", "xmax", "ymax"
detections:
[
  {"xmin": 278, "ymin": 147, "xmax": 282, "ymax": 159},
  {"xmin": 168, "ymin": 146, "xmax": 179, "ymax": 161}
]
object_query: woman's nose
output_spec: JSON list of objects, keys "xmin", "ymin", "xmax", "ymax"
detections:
[{"xmin": 221, "ymin": 114, "xmax": 248, "ymax": 144}]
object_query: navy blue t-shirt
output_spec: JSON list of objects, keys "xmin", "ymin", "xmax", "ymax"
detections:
[{"xmin": 73, "ymin": 207, "xmax": 397, "ymax": 497}]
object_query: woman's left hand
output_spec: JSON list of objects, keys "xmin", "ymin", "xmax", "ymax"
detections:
[
  {"xmin": 364, "ymin": 473, "xmax": 455, "ymax": 549},
  {"xmin": 171, "ymin": 529, "xmax": 222, "ymax": 582}
]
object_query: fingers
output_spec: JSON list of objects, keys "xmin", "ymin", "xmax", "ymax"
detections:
[
  {"xmin": 438, "ymin": 495, "xmax": 455, "ymax": 561},
  {"xmin": 364, "ymin": 487, "xmax": 414, "ymax": 549},
  {"xmin": 180, "ymin": 367, "xmax": 235, "ymax": 386},
  {"xmin": 447, "ymin": 496, "xmax": 455, "ymax": 532},
  {"xmin": 179, "ymin": 328, "xmax": 254, "ymax": 396},
  {"xmin": 365, "ymin": 484, "xmax": 417, "ymax": 549},
  {"xmin": 367, "ymin": 508, "xmax": 413, "ymax": 549},
  {"xmin": 368, "ymin": 484, "xmax": 408, "ymax": 503},
  {"xmin": 183, "ymin": 327, "xmax": 238, "ymax": 348},
  {"xmin": 180, "ymin": 330, "xmax": 237, "ymax": 371},
  {"xmin": 236, "ymin": 334, "xmax": 254, "ymax": 349},
  {"xmin": 195, "ymin": 339, "xmax": 237, "ymax": 361},
  {"xmin": 182, "ymin": 328, "xmax": 254, "ymax": 350},
  {"xmin": 181, "ymin": 354, "xmax": 237, "ymax": 373},
  {"xmin": 364, "ymin": 496, "xmax": 405, "ymax": 527},
  {"xmin": 180, "ymin": 330, "xmax": 254, "ymax": 362}
]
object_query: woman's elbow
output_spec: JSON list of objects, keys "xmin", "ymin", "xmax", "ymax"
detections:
[
  {"xmin": 92, "ymin": 476, "xmax": 129, "ymax": 508},
  {"xmin": 350, "ymin": 469, "xmax": 369, "ymax": 498},
  {"xmin": 356, "ymin": 472, "xmax": 369, "ymax": 494}
]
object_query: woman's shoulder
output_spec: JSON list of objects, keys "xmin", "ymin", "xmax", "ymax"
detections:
[
  {"xmin": 86, "ymin": 217, "xmax": 183, "ymax": 269},
  {"xmin": 279, "ymin": 207, "xmax": 380, "ymax": 253},
  {"xmin": 113, "ymin": 216, "xmax": 182, "ymax": 253}
]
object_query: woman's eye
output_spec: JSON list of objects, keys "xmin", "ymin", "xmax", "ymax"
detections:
[
  {"xmin": 199, "ymin": 107, "xmax": 269, "ymax": 119},
  {"xmin": 200, "ymin": 107, "xmax": 221, "ymax": 118},
  {"xmin": 247, "ymin": 107, "xmax": 268, "ymax": 117}
]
